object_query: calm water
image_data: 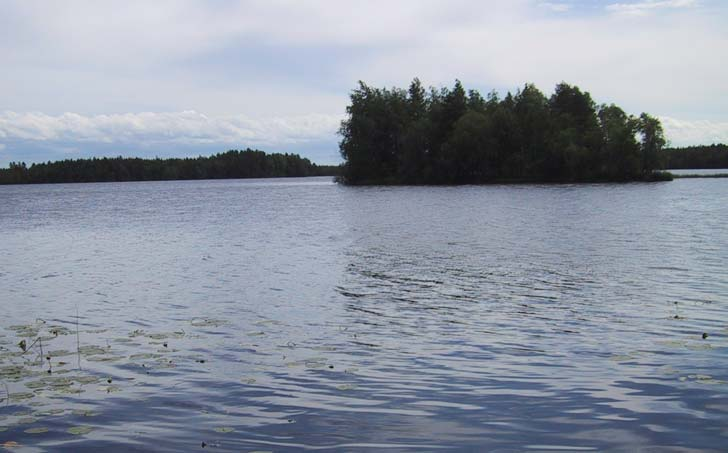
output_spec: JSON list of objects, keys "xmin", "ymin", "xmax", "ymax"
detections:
[
  {"xmin": 1, "ymin": 177, "xmax": 727, "ymax": 452},
  {"xmin": 670, "ymin": 168, "xmax": 728, "ymax": 175}
]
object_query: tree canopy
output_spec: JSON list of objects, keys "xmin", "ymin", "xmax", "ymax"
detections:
[
  {"xmin": 339, "ymin": 79, "xmax": 670, "ymax": 184},
  {"xmin": 0, "ymin": 149, "xmax": 339, "ymax": 185},
  {"xmin": 664, "ymin": 144, "xmax": 728, "ymax": 169}
]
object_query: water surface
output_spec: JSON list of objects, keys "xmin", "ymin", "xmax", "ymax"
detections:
[
  {"xmin": 670, "ymin": 168, "xmax": 728, "ymax": 175},
  {"xmin": 1, "ymin": 177, "xmax": 727, "ymax": 451}
]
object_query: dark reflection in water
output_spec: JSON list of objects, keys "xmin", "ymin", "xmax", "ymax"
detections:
[{"xmin": 0, "ymin": 177, "xmax": 727, "ymax": 451}]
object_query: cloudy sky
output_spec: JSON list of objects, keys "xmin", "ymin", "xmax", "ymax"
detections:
[{"xmin": 1, "ymin": 0, "xmax": 726, "ymax": 166}]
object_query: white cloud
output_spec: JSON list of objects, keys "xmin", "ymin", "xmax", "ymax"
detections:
[
  {"xmin": 660, "ymin": 116, "xmax": 728, "ymax": 147},
  {"xmin": 0, "ymin": 111, "xmax": 342, "ymax": 147},
  {"xmin": 539, "ymin": 2, "xmax": 571, "ymax": 12},
  {"xmin": 606, "ymin": 0, "xmax": 697, "ymax": 17},
  {"xmin": 0, "ymin": 0, "xmax": 725, "ymax": 157},
  {"xmin": 2, "ymin": 110, "xmax": 724, "ymax": 153}
]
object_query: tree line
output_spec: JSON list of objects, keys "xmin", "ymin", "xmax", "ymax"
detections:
[
  {"xmin": 339, "ymin": 79, "xmax": 670, "ymax": 184},
  {"xmin": 0, "ymin": 149, "xmax": 340, "ymax": 185},
  {"xmin": 664, "ymin": 144, "xmax": 728, "ymax": 169}
]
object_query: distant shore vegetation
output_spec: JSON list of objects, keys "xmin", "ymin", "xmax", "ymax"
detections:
[
  {"xmin": 338, "ymin": 79, "xmax": 672, "ymax": 185},
  {"xmin": 664, "ymin": 144, "xmax": 728, "ymax": 170},
  {"xmin": 0, "ymin": 149, "xmax": 340, "ymax": 185}
]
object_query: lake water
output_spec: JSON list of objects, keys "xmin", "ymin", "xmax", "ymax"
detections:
[
  {"xmin": 1, "ymin": 177, "xmax": 727, "ymax": 452},
  {"xmin": 670, "ymin": 168, "xmax": 728, "ymax": 175}
]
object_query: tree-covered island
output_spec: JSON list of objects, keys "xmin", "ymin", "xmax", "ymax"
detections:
[{"xmin": 338, "ymin": 79, "xmax": 671, "ymax": 184}]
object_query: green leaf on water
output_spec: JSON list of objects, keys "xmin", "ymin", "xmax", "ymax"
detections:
[
  {"xmin": 33, "ymin": 409, "xmax": 64, "ymax": 417},
  {"xmin": 24, "ymin": 427, "xmax": 49, "ymax": 434},
  {"xmin": 0, "ymin": 365, "xmax": 28, "ymax": 379},
  {"xmin": 78, "ymin": 345, "xmax": 108, "ymax": 356},
  {"xmin": 129, "ymin": 353, "xmax": 162, "ymax": 360},
  {"xmin": 25, "ymin": 380, "xmax": 48, "ymax": 390},
  {"xmin": 17, "ymin": 417, "xmax": 38, "ymax": 424},
  {"xmin": 87, "ymin": 355, "xmax": 122, "ymax": 363},
  {"xmin": 75, "ymin": 376, "xmax": 100, "ymax": 385},
  {"xmin": 10, "ymin": 392, "xmax": 35, "ymax": 402},
  {"xmin": 67, "ymin": 426, "xmax": 93, "ymax": 435}
]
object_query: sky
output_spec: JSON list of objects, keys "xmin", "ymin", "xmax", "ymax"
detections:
[{"xmin": 1, "ymin": 0, "xmax": 727, "ymax": 166}]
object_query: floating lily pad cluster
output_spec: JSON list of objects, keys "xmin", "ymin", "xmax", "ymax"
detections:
[
  {"xmin": 0, "ymin": 317, "xmax": 235, "ymax": 435},
  {"xmin": 0, "ymin": 315, "xmax": 343, "ymax": 446}
]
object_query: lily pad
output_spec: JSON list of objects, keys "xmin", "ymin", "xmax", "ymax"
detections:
[
  {"xmin": 78, "ymin": 345, "xmax": 108, "ymax": 356},
  {"xmin": 17, "ymin": 417, "xmax": 38, "ymax": 424},
  {"xmin": 75, "ymin": 376, "xmax": 101, "ymax": 385},
  {"xmin": 146, "ymin": 333, "xmax": 169, "ymax": 340},
  {"xmin": 190, "ymin": 318, "xmax": 226, "ymax": 328},
  {"xmin": 10, "ymin": 392, "xmax": 35, "ymax": 402},
  {"xmin": 9, "ymin": 324, "xmax": 40, "ymax": 337},
  {"xmin": 24, "ymin": 427, "xmax": 49, "ymax": 434},
  {"xmin": 0, "ymin": 365, "xmax": 33, "ymax": 379},
  {"xmin": 130, "ymin": 353, "xmax": 162, "ymax": 360},
  {"xmin": 33, "ymin": 409, "xmax": 64, "ymax": 416},
  {"xmin": 87, "ymin": 355, "xmax": 122, "ymax": 363},
  {"xmin": 67, "ymin": 425, "xmax": 93, "ymax": 435}
]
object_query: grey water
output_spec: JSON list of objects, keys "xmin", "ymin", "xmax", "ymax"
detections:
[
  {"xmin": 1, "ymin": 177, "xmax": 727, "ymax": 452},
  {"xmin": 670, "ymin": 168, "xmax": 728, "ymax": 175}
]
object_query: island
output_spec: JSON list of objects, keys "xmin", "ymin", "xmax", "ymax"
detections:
[{"xmin": 338, "ymin": 79, "xmax": 671, "ymax": 185}]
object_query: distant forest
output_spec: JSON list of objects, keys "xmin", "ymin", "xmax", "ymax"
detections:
[
  {"xmin": 664, "ymin": 144, "xmax": 728, "ymax": 169},
  {"xmin": 339, "ymin": 79, "xmax": 670, "ymax": 184},
  {"xmin": 0, "ymin": 149, "xmax": 340, "ymax": 185}
]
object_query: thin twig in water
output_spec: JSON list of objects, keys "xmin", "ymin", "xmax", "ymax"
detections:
[
  {"xmin": 1, "ymin": 380, "xmax": 9, "ymax": 406},
  {"xmin": 76, "ymin": 304, "xmax": 81, "ymax": 370}
]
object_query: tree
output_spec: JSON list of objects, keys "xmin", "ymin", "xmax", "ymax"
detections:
[
  {"xmin": 336, "ymin": 79, "xmax": 669, "ymax": 184},
  {"xmin": 637, "ymin": 113, "xmax": 666, "ymax": 174},
  {"xmin": 598, "ymin": 104, "xmax": 641, "ymax": 179}
]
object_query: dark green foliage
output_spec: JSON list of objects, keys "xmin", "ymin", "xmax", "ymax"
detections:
[
  {"xmin": 0, "ymin": 149, "xmax": 340, "ymax": 185},
  {"xmin": 664, "ymin": 144, "xmax": 728, "ymax": 169},
  {"xmin": 339, "ymin": 79, "xmax": 670, "ymax": 184}
]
